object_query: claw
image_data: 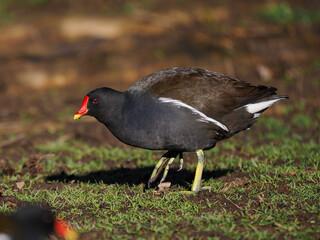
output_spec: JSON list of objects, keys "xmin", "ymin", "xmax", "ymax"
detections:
[
  {"xmin": 148, "ymin": 156, "xmax": 169, "ymax": 188},
  {"xmin": 149, "ymin": 150, "xmax": 206, "ymax": 193},
  {"xmin": 160, "ymin": 157, "xmax": 176, "ymax": 183},
  {"xmin": 177, "ymin": 156, "xmax": 183, "ymax": 171},
  {"xmin": 179, "ymin": 190, "xmax": 196, "ymax": 195},
  {"xmin": 180, "ymin": 186, "xmax": 211, "ymax": 194},
  {"xmin": 148, "ymin": 151, "xmax": 182, "ymax": 188}
]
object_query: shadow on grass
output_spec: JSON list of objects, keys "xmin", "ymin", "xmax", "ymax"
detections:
[{"xmin": 45, "ymin": 167, "xmax": 233, "ymax": 189}]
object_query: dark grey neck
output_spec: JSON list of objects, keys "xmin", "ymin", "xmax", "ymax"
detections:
[
  {"xmin": 94, "ymin": 89, "xmax": 126, "ymax": 127},
  {"xmin": 96, "ymin": 91, "xmax": 149, "ymax": 147}
]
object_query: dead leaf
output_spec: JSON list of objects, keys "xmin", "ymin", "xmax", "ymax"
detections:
[
  {"xmin": 57, "ymin": 135, "xmax": 72, "ymax": 142},
  {"xmin": 256, "ymin": 64, "xmax": 273, "ymax": 81},
  {"xmin": 222, "ymin": 178, "xmax": 249, "ymax": 192},
  {"xmin": 258, "ymin": 195, "xmax": 264, "ymax": 203},
  {"xmin": 152, "ymin": 191, "xmax": 162, "ymax": 196},
  {"xmin": 22, "ymin": 154, "xmax": 53, "ymax": 175},
  {"xmin": 158, "ymin": 182, "xmax": 171, "ymax": 191},
  {"xmin": 16, "ymin": 181, "xmax": 25, "ymax": 190},
  {"xmin": 0, "ymin": 159, "xmax": 14, "ymax": 175},
  {"xmin": 221, "ymin": 185, "xmax": 230, "ymax": 192},
  {"xmin": 7, "ymin": 201, "xmax": 17, "ymax": 207},
  {"xmin": 0, "ymin": 134, "xmax": 25, "ymax": 148},
  {"xmin": 289, "ymin": 172, "xmax": 296, "ymax": 176},
  {"xmin": 258, "ymin": 195, "xmax": 273, "ymax": 205},
  {"xmin": 274, "ymin": 222, "xmax": 287, "ymax": 230}
]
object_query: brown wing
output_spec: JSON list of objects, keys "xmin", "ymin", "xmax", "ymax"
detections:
[{"xmin": 128, "ymin": 67, "xmax": 277, "ymax": 120}]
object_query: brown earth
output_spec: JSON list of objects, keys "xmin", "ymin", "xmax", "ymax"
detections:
[{"xmin": 0, "ymin": 0, "xmax": 319, "ymax": 239}]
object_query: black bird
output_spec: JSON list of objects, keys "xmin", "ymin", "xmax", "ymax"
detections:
[
  {"xmin": 0, "ymin": 205, "xmax": 78, "ymax": 240},
  {"xmin": 74, "ymin": 67, "xmax": 288, "ymax": 193}
]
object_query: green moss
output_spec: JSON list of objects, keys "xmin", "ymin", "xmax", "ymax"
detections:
[{"xmin": 259, "ymin": 3, "xmax": 320, "ymax": 25}]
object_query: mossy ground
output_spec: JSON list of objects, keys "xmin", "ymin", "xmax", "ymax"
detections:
[{"xmin": 0, "ymin": 0, "xmax": 319, "ymax": 239}]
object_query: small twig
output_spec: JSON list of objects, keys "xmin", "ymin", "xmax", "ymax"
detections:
[
  {"xmin": 0, "ymin": 133, "xmax": 25, "ymax": 148},
  {"xmin": 258, "ymin": 195, "xmax": 273, "ymax": 206},
  {"xmin": 57, "ymin": 134, "xmax": 73, "ymax": 142},
  {"xmin": 224, "ymin": 58, "xmax": 235, "ymax": 77},
  {"xmin": 274, "ymin": 222, "xmax": 289, "ymax": 230},
  {"xmin": 33, "ymin": 154, "xmax": 55, "ymax": 167},
  {"xmin": 317, "ymin": 124, "xmax": 320, "ymax": 145}
]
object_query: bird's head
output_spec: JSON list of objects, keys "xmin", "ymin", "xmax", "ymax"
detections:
[
  {"xmin": 54, "ymin": 219, "xmax": 79, "ymax": 240},
  {"xmin": 74, "ymin": 87, "xmax": 122, "ymax": 121},
  {"xmin": 74, "ymin": 88, "xmax": 107, "ymax": 120},
  {"xmin": 8, "ymin": 206, "xmax": 78, "ymax": 240}
]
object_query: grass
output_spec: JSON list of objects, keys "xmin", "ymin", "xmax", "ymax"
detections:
[
  {"xmin": 1, "ymin": 109, "xmax": 320, "ymax": 239},
  {"xmin": 0, "ymin": 0, "xmax": 51, "ymax": 21},
  {"xmin": 259, "ymin": 3, "xmax": 320, "ymax": 25},
  {"xmin": 0, "ymin": 0, "xmax": 319, "ymax": 237}
]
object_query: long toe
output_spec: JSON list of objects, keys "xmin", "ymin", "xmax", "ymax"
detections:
[
  {"xmin": 179, "ymin": 190, "xmax": 197, "ymax": 195},
  {"xmin": 148, "ymin": 156, "xmax": 170, "ymax": 188},
  {"xmin": 200, "ymin": 186, "xmax": 212, "ymax": 191}
]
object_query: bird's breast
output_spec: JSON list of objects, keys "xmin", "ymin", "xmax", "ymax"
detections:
[{"xmin": 103, "ymin": 96, "xmax": 217, "ymax": 151}]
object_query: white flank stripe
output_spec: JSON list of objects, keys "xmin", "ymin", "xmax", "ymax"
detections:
[
  {"xmin": 254, "ymin": 113, "xmax": 261, "ymax": 118},
  {"xmin": 0, "ymin": 234, "xmax": 11, "ymax": 240},
  {"xmin": 158, "ymin": 97, "xmax": 229, "ymax": 131},
  {"xmin": 245, "ymin": 99, "xmax": 281, "ymax": 114}
]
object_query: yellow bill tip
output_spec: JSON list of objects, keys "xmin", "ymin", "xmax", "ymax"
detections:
[
  {"xmin": 73, "ymin": 114, "xmax": 82, "ymax": 120},
  {"xmin": 65, "ymin": 229, "xmax": 79, "ymax": 240},
  {"xmin": 54, "ymin": 219, "xmax": 79, "ymax": 240}
]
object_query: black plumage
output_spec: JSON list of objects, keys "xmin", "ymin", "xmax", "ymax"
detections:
[
  {"xmin": 0, "ymin": 205, "xmax": 78, "ymax": 240},
  {"xmin": 74, "ymin": 67, "xmax": 288, "ymax": 192}
]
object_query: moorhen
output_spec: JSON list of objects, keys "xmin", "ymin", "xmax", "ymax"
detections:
[
  {"xmin": 0, "ymin": 205, "xmax": 78, "ymax": 240},
  {"xmin": 74, "ymin": 67, "xmax": 288, "ymax": 193}
]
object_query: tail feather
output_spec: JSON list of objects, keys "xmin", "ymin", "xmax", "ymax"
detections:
[
  {"xmin": 244, "ymin": 95, "xmax": 288, "ymax": 114},
  {"xmin": 223, "ymin": 95, "xmax": 288, "ymax": 135}
]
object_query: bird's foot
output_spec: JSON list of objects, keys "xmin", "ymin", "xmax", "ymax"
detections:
[
  {"xmin": 179, "ymin": 190, "xmax": 197, "ymax": 195},
  {"xmin": 179, "ymin": 186, "xmax": 212, "ymax": 194},
  {"xmin": 200, "ymin": 186, "xmax": 212, "ymax": 191},
  {"xmin": 159, "ymin": 157, "xmax": 176, "ymax": 184},
  {"xmin": 148, "ymin": 157, "xmax": 169, "ymax": 188},
  {"xmin": 177, "ymin": 157, "xmax": 183, "ymax": 171},
  {"xmin": 147, "ymin": 179, "xmax": 155, "ymax": 188}
]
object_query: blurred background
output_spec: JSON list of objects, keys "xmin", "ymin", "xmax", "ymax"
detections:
[
  {"xmin": 0, "ymin": 2, "xmax": 319, "ymax": 238},
  {"xmin": 0, "ymin": 0, "xmax": 319, "ymax": 160}
]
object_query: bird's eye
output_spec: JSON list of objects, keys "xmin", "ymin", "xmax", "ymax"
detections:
[{"xmin": 93, "ymin": 99, "xmax": 98, "ymax": 103}]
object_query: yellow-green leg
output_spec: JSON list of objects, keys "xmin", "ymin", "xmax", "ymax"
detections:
[
  {"xmin": 191, "ymin": 149, "xmax": 205, "ymax": 192},
  {"xmin": 160, "ymin": 152, "xmax": 184, "ymax": 183},
  {"xmin": 148, "ymin": 151, "xmax": 181, "ymax": 187},
  {"xmin": 181, "ymin": 149, "xmax": 208, "ymax": 194},
  {"xmin": 160, "ymin": 157, "xmax": 176, "ymax": 184},
  {"xmin": 148, "ymin": 156, "xmax": 169, "ymax": 188}
]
